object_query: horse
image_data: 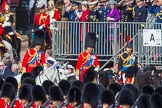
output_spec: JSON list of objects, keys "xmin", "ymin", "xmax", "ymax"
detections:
[
  {"xmin": 34, "ymin": 62, "xmax": 73, "ymax": 85},
  {"xmin": 0, "ymin": 39, "xmax": 13, "ymax": 61},
  {"xmin": 98, "ymin": 69, "xmax": 118, "ymax": 88},
  {"xmin": 134, "ymin": 65, "xmax": 161, "ymax": 92}
]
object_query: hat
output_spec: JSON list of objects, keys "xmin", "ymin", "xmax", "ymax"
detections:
[
  {"xmin": 108, "ymin": 83, "xmax": 121, "ymax": 95},
  {"xmin": 123, "ymin": 84, "xmax": 138, "ymax": 101},
  {"xmin": 14, "ymin": 57, "xmax": 20, "ymax": 62},
  {"xmin": 82, "ymin": 1, "xmax": 88, "ymax": 4},
  {"xmin": 68, "ymin": 86, "xmax": 81, "ymax": 105},
  {"xmin": 32, "ymin": 29, "xmax": 46, "ymax": 46},
  {"xmin": 71, "ymin": 80, "xmax": 83, "ymax": 90},
  {"xmin": 126, "ymin": 42, "xmax": 133, "ymax": 48},
  {"xmin": 1, "ymin": 82, "xmax": 16, "ymax": 99},
  {"xmin": 155, "ymin": 87, "xmax": 162, "ymax": 95},
  {"xmin": 36, "ymin": 0, "xmax": 47, "ymax": 8},
  {"xmin": 101, "ymin": 89, "xmax": 115, "ymax": 105},
  {"xmin": 21, "ymin": 73, "xmax": 35, "ymax": 83},
  {"xmin": 82, "ymin": 67, "xmax": 96, "ymax": 84},
  {"xmin": 47, "ymin": 60, "xmax": 54, "ymax": 65},
  {"xmin": 0, "ymin": 77, "xmax": 4, "ymax": 90},
  {"xmin": 136, "ymin": 94, "xmax": 150, "ymax": 108},
  {"xmin": 81, "ymin": 82, "xmax": 100, "ymax": 108},
  {"xmin": 71, "ymin": 0, "xmax": 81, "ymax": 6},
  {"xmin": 58, "ymin": 79, "xmax": 71, "ymax": 96},
  {"xmin": 49, "ymin": 85, "xmax": 64, "ymax": 101},
  {"xmin": 85, "ymin": 32, "xmax": 97, "ymax": 48},
  {"xmin": 3, "ymin": 52, "xmax": 10, "ymax": 59},
  {"xmin": 97, "ymin": 84, "xmax": 106, "ymax": 100},
  {"xmin": 150, "ymin": 93, "xmax": 162, "ymax": 108},
  {"xmin": 5, "ymin": 77, "xmax": 18, "ymax": 90},
  {"xmin": 22, "ymin": 77, "xmax": 36, "ymax": 86},
  {"xmin": 32, "ymin": 85, "xmax": 47, "ymax": 103},
  {"xmin": 136, "ymin": 0, "xmax": 144, "ymax": 2},
  {"xmin": 106, "ymin": 0, "xmax": 117, "ymax": 5},
  {"xmin": 19, "ymin": 84, "xmax": 32, "ymax": 101},
  {"xmin": 118, "ymin": 88, "xmax": 134, "ymax": 105},
  {"xmin": 42, "ymin": 80, "xmax": 54, "ymax": 95},
  {"xmin": 141, "ymin": 85, "xmax": 154, "ymax": 95}
]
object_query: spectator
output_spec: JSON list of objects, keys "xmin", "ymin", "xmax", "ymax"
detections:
[
  {"xmin": 107, "ymin": 0, "xmax": 120, "ymax": 54},
  {"xmin": 0, "ymin": 61, "xmax": 12, "ymax": 80},
  {"xmin": 11, "ymin": 63, "xmax": 19, "ymax": 77},
  {"xmin": 133, "ymin": 0, "xmax": 148, "ymax": 22}
]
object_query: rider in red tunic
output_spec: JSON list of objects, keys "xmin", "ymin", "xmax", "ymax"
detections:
[
  {"xmin": 76, "ymin": 32, "xmax": 100, "ymax": 81},
  {"xmin": 21, "ymin": 29, "xmax": 46, "ymax": 73},
  {"xmin": 34, "ymin": 2, "xmax": 51, "ymax": 49}
]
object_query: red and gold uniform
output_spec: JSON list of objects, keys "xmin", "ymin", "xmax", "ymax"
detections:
[
  {"xmin": 0, "ymin": 98, "xmax": 21, "ymax": 108},
  {"xmin": 34, "ymin": 12, "xmax": 52, "ymax": 48},
  {"xmin": 22, "ymin": 48, "xmax": 46, "ymax": 72},
  {"xmin": 0, "ymin": 24, "xmax": 3, "ymax": 36},
  {"xmin": 76, "ymin": 51, "xmax": 99, "ymax": 81}
]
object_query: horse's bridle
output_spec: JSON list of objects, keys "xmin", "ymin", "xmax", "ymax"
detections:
[{"xmin": 38, "ymin": 71, "xmax": 50, "ymax": 84}]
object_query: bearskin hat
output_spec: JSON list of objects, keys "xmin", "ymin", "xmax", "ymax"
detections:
[
  {"xmin": 141, "ymin": 85, "xmax": 154, "ymax": 95},
  {"xmin": 32, "ymin": 29, "xmax": 45, "ymax": 47},
  {"xmin": 101, "ymin": 89, "xmax": 115, "ymax": 105},
  {"xmin": 136, "ymin": 94, "xmax": 150, "ymax": 108},
  {"xmin": 21, "ymin": 72, "xmax": 35, "ymax": 83},
  {"xmin": 32, "ymin": 85, "xmax": 46, "ymax": 103},
  {"xmin": 155, "ymin": 87, "xmax": 162, "ymax": 95},
  {"xmin": 81, "ymin": 82, "xmax": 100, "ymax": 108},
  {"xmin": 123, "ymin": 84, "xmax": 138, "ymax": 101},
  {"xmin": 68, "ymin": 86, "xmax": 81, "ymax": 105},
  {"xmin": 108, "ymin": 83, "xmax": 121, "ymax": 95},
  {"xmin": 1, "ymin": 82, "xmax": 16, "ymax": 100},
  {"xmin": 19, "ymin": 84, "xmax": 32, "ymax": 101},
  {"xmin": 5, "ymin": 77, "xmax": 18, "ymax": 90},
  {"xmin": 118, "ymin": 88, "xmax": 134, "ymax": 106},
  {"xmin": 71, "ymin": 80, "xmax": 83, "ymax": 90},
  {"xmin": 22, "ymin": 77, "xmax": 36, "ymax": 86},
  {"xmin": 49, "ymin": 85, "xmax": 64, "ymax": 101},
  {"xmin": 85, "ymin": 32, "xmax": 97, "ymax": 49},
  {"xmin": 58, "ymin": 79, "xmax": 71, "ymax": 96},
  {"xmin": 0, "ymin": 77, "xmax": 4, "ymax": 90},
  {"xmin": 97, "ymin": 84, "xmax": 105, "ymax": 100},
  {"xmin": 42, "ymin": 80, "xmax": 54, "ymax": 95},
  {"xmin": 82, "ymin": 67, "xmax": 96, "ymax": 84},
  {"xmin": 150, "ymin": 93, "xmax": 162, "ymax": 108}
]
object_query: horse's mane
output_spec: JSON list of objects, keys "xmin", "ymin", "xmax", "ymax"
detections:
[{"xmin": 32, "ymin": 66, "xmax": 43, "ymax": 78}]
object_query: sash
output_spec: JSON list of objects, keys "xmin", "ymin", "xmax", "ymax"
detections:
[
  {"xmin": 28, "ymin": 56, "xmax": 37, "ymax": 64},
  {"xmin": 80, "ymin": 53, "xmax": 95, "ymax": 72}
]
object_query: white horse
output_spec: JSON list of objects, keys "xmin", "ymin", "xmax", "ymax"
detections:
[{"xmin": 35, "ymin": 62, "xmax": 72, "ymax": 85}]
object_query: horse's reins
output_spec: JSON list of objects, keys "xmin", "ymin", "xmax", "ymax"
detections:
[{"xmin": 38, "ymin": 70, "xmax": 51, "ymax": 84}]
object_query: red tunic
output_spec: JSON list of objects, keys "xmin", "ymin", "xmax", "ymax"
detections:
[
  {"xmin": 34, "ymin": 13, "xmax": 52, "ymax": 48},
  {"xmin": 0, "ymin": 98, "xmax": 21, "ymax": 108},
  {"xmin": 34, "ymin": 13, "xmax": 50, "ymax": 28},
  {"xmin": 76, "ymin": 51, "xmax": 99, "ymax": 81},
  {"xmin": 0, "ymin": 24, "xmax": 3, "ymax": 36},
  {"xmin": 53, "ymin": 9, "xmax": 60, "ymax": 21},
  {"xmin": 22, "ymin": 48, "xmax": 46, "ymax": 72}
]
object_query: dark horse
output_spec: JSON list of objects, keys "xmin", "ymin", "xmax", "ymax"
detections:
[
  {"xmin": 98, "ymin": 69, "xmax": 118, "ymax": 88},
  {"xmin": 134, "ymin": 65, "xmax": 161, "ymax": 92}
]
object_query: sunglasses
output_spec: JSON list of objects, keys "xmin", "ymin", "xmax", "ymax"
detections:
[{"xmin": 0, "ymin": 65, "xmax": 4, "ymax": 67}]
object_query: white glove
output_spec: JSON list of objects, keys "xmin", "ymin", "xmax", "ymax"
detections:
[
  {"xmin": 38, "ymin": 26, "xmax": 43, "ymax": 29},
  {"xmin": 2, "ymin": 22, "xmax": 11, "ymax": 27},
  {"xmin": 8, "ymin": 32, "xmax": 14, "ymax": 35},
  {"xmin": 94, "ymin": 67, "xmax": 99, "ymax": 72},
  {"xmin": 76, "ymin": 75, "xmax": 79, "ymax": 80}
]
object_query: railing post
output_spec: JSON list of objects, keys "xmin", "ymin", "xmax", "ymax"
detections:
[
  {"xmin": 52, "ymin": 26, "xmax": 55, "ymax": 58},
  {"xmin": 138, "ymin": 30, "xmax": 142, "ymax": 64},
  {"xmin": 82, "ymin": 22, "xmax": 86, "ymax": 51},
  {"xmin": 113, "ymin": 22, "xmax": 117, "ymax": 63}
]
